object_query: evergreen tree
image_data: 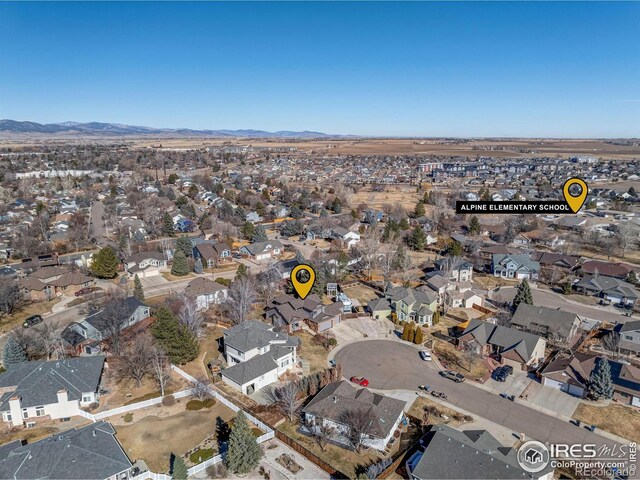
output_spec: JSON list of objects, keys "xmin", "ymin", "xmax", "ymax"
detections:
[
  {"xmin": 469, "ymin": 216, "xmax": 481, "ymax": 235},
  {"xmin": 562, "ymin": 280, "xmax": 573, "ymax": 295},
  {"xmin": 445, "ymin": 240, "xmax": 463, "ymax": 257},
  {"xmin": 3, "ymin": 337, "xmax": 26, "ymax": 368},
  {"xmin": 512, "ymin": 279, "xmax": 534, "ymax": 311},
  {"xmin": 587, "ymin": 357, "xmax": 614, "ymax": 400},
  {"xmin": 90, "ymin": 246, "xmax": 119, "ymax": 279},
  {"xmin": 171, "ymin": 454, "xmax": 188, "ymax": 480},
  {"xmin": 194, "ymin": 257, "xmax": 203, "ymax": 274},
  {"xmin": 241, "ymin": 222, "xmax": 256, "ymax": 240},
  {"xmin": 432, "ymin": 310, "xmax": 440, "ymax": 325},
  {"xmin": 407, "ymin": 226, "xmax": 427, "ymax": 251},
  {"xmin": 399, "ymin": 217, "xmax": 410, "ymax": 230},
  {"xmin": 252, "ymin": 225, "xmax": 268, "ymax": 242},
  {"xmin": 414, "ymin": 201, "xmax": 426, "ymax": 217},
  {"xmin": 162, "ymin": 212, "xmax": 175, "ymax": 237},
  {"xmin": 331, "ymin": 197, "xmax": 342, "ymax": 214},
  {"xmin": 133, "ymin": 274, "xmax": 145, "ymax": 302},
  {"xmin": 171, "ymin": 250, "xmax": 190, "ymax": 276},
  {"xmin": 225, "ymin": 411, "xmax": 263, "ymax": 475},
  {"xmin": 176, "ymin": 236, "xmax": 192, "ymax": 258},
  {"xmin": 627, "ymin": 271, "xmax": 638, "ymax": 286},
  {"xmin": 414, "ymin": 326, "xmax": 424, "ymax": 345},
  {"xmin": 152, "ymin": 307, "xmax": 199, "ymax": 364},
  {"xmin": 401, "ymin": 323, "xmax": 411, "ymax": 341},
  {"xmin": 235, "ymin": 263, "xmax": 248, "ymax": 280},
  {"xmin": 407, "ymin": 323, "xmax": 415, "ymax": 343}
]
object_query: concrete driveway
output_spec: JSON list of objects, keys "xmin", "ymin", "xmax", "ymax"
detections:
[
  {"xmin": 140, "ymin": 275, "xmax": 168, "ymax": 288},
  {"xmin": 528, "ymin": 385, "xmax": 581, "ymax": 418},
  {"xmin": 334, "ymin": 340, "xmax": 622, "ymax": 448},
  {"xmin": 483, "ymin": 370, "xmax": 532, "ymax": 398}
]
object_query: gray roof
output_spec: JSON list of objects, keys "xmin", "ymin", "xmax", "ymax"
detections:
[
  {"xmin": 0, "ymin": 421, "xmax": 132, "ymax": 479},
  {"xmin": 223, "ymin": 320, "xmax": 299, "ymax": 353},
  {"xmin": 0, "ymin": 356, "xmax": 105, "ymax": 412},
  {"xmin": 575, "ymin": 275, "xmax": 638, "ymax": 300},
  {"xmin": 510, "ymin": 303, "xmax": 579, "ymax": 339},
  {"xmin": 620, "ymin": 320, "xmax": 640, "ymax": 333},
  {"xmin": 492, "ymin": 254, "xmax": 540, "ymax": 273},
  {"xmin": 124, "ymin": 250, "xmax": 165, "ymax": 264},
  {"xmin": 84, "ymin": 297, "xmax": 147, "ymax": 335},
  {"xmin": 302, "ymin": 380, "xmax": 406, "ymax": 440},
  {"xmin": 409, "ymin": 424, "xmax": 551, "ymax": 479},
  {"xmin": 241, "ymin": 240, "xmax": 283, "ymax": 256},
  {"xmin": 461, "ymin": 319, "xmax": 542, "ymax": 362},
  {"xmin": 387, "ymin": 286, "xmax": 437, "ymax": 311},
  {"xmin": 221, "ymin": 348, "xmax": 287, "ymax": 386}
]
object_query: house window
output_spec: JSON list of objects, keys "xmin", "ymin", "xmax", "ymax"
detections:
[
  {"xmin": 22, "ymin": 408, "xmax": 28, "ymax": 419},
  {"xmin": 35, "ymin": 406, "xmax": 45, "ymax": 417},
  {"xmin": 4, "ymin": 413, "xmax": 12, "ymax": 422},
  {"xmin": 625, "ymin": 335, "xmax": 633, "ymax": 341},
  {"xmin": 82, "ymin": 395, "xmax": 92, "ymax": 403}
]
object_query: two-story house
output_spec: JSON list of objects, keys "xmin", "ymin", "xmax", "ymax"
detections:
[
  {"xmin": 123, "ymin": 251, "xmax": 167, "ymax": 278},
  {"xmin": 388, "ymin": 286, "xmax": 438, "ymax": 326},
  {"xmin": 265, "ymin": 294, "xmax": 343, "ymax": 333},
  {"xmin": 615, "ymin": 320, "xmax": 640, "ymax": 357},
  {"xmin": 0, "ymin": 356, "xmax": 105, "ymax": 427},
  {"xmin": 510, "ymin": 303, "xmax": 581, "ymax": 345},
  {"xmin": 433, "ymin": 258, "xmax": 474, "ymax": 282},
  {"xmin": 184, "ymin": 277, "xmax": 228, "ymax": 311},
  {"xmin": 220, "ymin": 321, "xmax": 300, "ymax": 395},
  {"xmin": 492, "ymin": 254, "xmax": 540, "ymax": 280},
  {"xmin": 192, "ymin": 241, "xmax": 232, "ymax": 268}
]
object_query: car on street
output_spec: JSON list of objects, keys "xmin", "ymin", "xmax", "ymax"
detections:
[
  {"xmin": 23, "ymin": 315, "xmax": 43, "ymax": 328},
  {"xmin": 439, "ymin": 370, "xmax": 465, "ymax": 383},
  {"xmin": 494, "ymin": 365, "xmax": 513, "ymax": 382},
  {"xmin": 419, "ymin": 350, "xmax": 432, "ymax": 361},
  {"xmin": 350, "ymin": 376, "xmax": 369, "ymax": 387},
  {"xmin": 75, "ymin": 287, "xmax": 93, "ymax": 297}
]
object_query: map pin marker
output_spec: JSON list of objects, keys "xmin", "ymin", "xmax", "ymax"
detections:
[
  {"xmin": 291, "ymin": 264, "xmax": 316, "ymax": 300},
  {"xmin": 563, "ymin": 177, "xmax": 588, "ymax": 214}
]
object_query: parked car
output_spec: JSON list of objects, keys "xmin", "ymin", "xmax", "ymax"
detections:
[
  {"xmin": 494, "ymin": 365, "xmax": 513, "ymax": 382},
  {"xmin": 75, "ymin": 287, "xmax": 93, "ymax": 297},
  {"xmin": 350, "ymin": 376, "xmax": 369, "ymax": 387},
  {"xmin": 23, "ymin": 315, "xmax": 43, "ymax": 328},
  {"xmin": 439, "ymin": 370, "xmax": 465, "ymax": 383},
  {"xmin": 419, "ymin": 350, "xmax": 432, "ymax": 361}
]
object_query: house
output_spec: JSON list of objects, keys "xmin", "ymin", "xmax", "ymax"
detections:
[
  {"xmin": 62, "ymin": 297, "xmax": 150, "ymax": 347},
  {"xmin": 491, "ymin": 254, "xmax": 540, "ymax": 280},
  {"xmin": 193, "ymin": 242, "xmax": 232, "ymax": 268},
  {"xmin": 387, "ymin": 286, "xmax": 438, "ymax": 326},
  {"xmin": 458, "ymin": 319, "xmax": 546, "ymax": 370},
  {"xmin": 448, "ymin": 289, "xmax": 484, "ymax": 309},
  {"xmin": 220, "ymin": 321, "xmax": 300, "ymax": 395},
  {"xmin": 0, "ymin": 356, "xmax": 105, "ymax": 427},
  {"xmin": 184, "ymin": 277, "xmax": 228, "ymax": 311},
  {"xmin": 522, "ymin": 229, "xmax": 566, "ymax": 249},
  {"xmin": 367, "ymin": 297, "xmax": 393, "ymax": 320},
  {"xmin": 574, "ymin": 275, "xmax": 638, "ymax": 307},
  {"xmin": 331, "ymin": 227, "xmax": 361, "ymax": 250},
  {"xmin": 510, "ymin": 303, "xmax": 581, "ymax": 345},
  {"xmin": 433, "ymin": 258, "xmax": 474, "ymax": 282},
  {"xmin": 246, "ymin": 211, "xmax": 263, "ymax": 223},
  {"xmin": 529, "ymin": 251, "xmax": 580, "ymax": 270},
  {"xmin": 615, "ymin": 320, "xmax": 640, "ymax": 357},
  {"xmin": 239, "ymin": 240, "xmax": 283, "ymax": 261},
  {"xmin": 0, "ymin": 421, "xmax": 134, "ymax": 480},
  {"xmin": 581, "ymin": 260, "xmax": 636, "ymax": 279},
  {"xmin": 266, "ymin": 294, "xmax": 343, "ymax": 333},
  {"xmin": 406, "ymin": 425, "xmax": 554, "ymax": 480},
  {"xmin": 301, "ymin": 380, "xmax": 406, "ymax": 452},
  {"xmin": 123, "ymin": 251, "xmax": 166, "ymax": 277},
  {"xmin": 554, "ymin": 216, "xmax": 588, "ymax": 231},
  {"xmin": 19, "ymin": 266, "xmax": 95, "ymax": 300}
]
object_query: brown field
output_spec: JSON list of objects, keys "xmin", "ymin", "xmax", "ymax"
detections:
[
  {"xmin": 351, "ymin": 185, "xmax": 422, "ymax": 211},
  {"xmin": 573, "ymin": 403, "xmax": 640, "ymax": 444}
]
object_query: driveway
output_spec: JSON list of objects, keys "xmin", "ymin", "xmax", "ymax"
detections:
[
  {"xmin": 140, "ymin": 275, "xmax": 168, "ymax": 289},
  {"xmin": 334, "ymin": 340, "xmax": 623, "ymax": 448},
  {"xmin": 528, "ymin": 385, "xmax": 581, "ymax": 418},
  {"xmin": 495, "ymin": 286, "xmax": 637, "ymax": 324},
  {"xmin": 483, "ymin": 370, "xmax": 532, "ymax": 398}
]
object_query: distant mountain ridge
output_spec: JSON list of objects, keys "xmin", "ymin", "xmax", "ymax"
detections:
[{"xmin": 0, "ymin": 119, "xmax": 343, "ymax": 138}]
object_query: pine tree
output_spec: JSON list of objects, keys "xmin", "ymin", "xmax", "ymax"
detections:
[
  {"xmin": 446, "ymin": 240, "xmax": 463, "ymax": 257},
  {"xmin": 194, "ymin": 257, "xmax": 203, "ymax": 274},
  {"xmin": 414, "ymin": 201, "xmax": 426, "ymax": 217},
  {"xmin": 162, "ymin": 212, "xmax": 175, "ymax": 237},
  {"xmin": 171, "ymin": 250, "xmax": 190, "ymax": 276},
  {"xmin": 235, "ymin": 263, "xmax": 248, "ymax": 280},
  {"xmin": 252, "ymin": 225, "xmax": 268, "ymax": 242},
  {"xmin": 407, "ymin": 323, "xmax": 415, "ymax": 343},
  {"xmin": 414, "ymin": 326, "xmax": 424, "ymax": 345},
  {"xmin": 469, "ymin": 216, "xmax": 481, "ymax": 235},
  {"xmin": 152, "ymin": 307, "xmax": 199, "ymax": 364},
  {"xmin": 562, "ymin": 280, "xmax": 572, "ymax": 295},
  {"xmin": 133, "ymin": 274, "xmax": 145, "ymax": 301},
  {"xmin": 401, "ymin": 322, "xmax": 411, "ymax": 341},
  {"xmin": 90, "ymin": 246, "xmax": 119, "ymax": 279},
  {"xmin": 432, "ymin": 310, "xmax": 440, "ymax": 325},
  {"xmin": 225, "ymin": 411, "xmax": 263, "ymax": 475},
  {"xmin": 512, "ymin": 279, "xmax": 534, "ymax": 311},
  {"xmin": 408, "ymin": 226, "xmax": 427, "ymax": 251},
  {"xmin": 176, "ymin": 235, "xmax": 192, "ymax": 258},
  {"xmin": 171, "ymin": 453, "xmax": 188, "ymax": 480},
  {"xmin": 587, "ymin": 357, "xmax": 614, "ymax": 400},
  {"xmin": 3, "ymin": 337, "xmax": 26, "ymax": 368}
]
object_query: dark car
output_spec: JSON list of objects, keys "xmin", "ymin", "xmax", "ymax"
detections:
[
  {"xmin": 75, "ymin": 287, "xmax": 92, "ymax": 297},
  {"xmin": 494, "ymin": 365, "xmax": 514, "ymax": 382},
  {"xmin": 23, "ymin": 315, "xmax": 43, "ymax": 328},
  {"xmin": 439, "ymin": 370, "xmax": 465, "ymax": 383}
]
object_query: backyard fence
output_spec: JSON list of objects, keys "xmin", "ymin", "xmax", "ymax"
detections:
[
  {"xmin": 93, "ymin": 389, "xmax": 194, "ymax": 420},
  {"xmin": 274, "ymin": 429, "xmax": 349, "ymax": 479}
]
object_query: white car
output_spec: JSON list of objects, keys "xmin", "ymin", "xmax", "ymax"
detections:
[{"xmin": 419, "ymin": 350, "xmax": 432, "ymax": 361}]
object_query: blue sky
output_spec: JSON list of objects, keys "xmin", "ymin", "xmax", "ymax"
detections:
[{"xmin": 1, "ymin": 2, "xmax": 638, "ymax": 137}]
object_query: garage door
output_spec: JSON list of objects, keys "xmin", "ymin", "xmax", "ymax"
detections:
[
  {"xmin": 568, "ymin": 384, "xmax": 584, "ymax": 397},
  {"xmin": 544, "ymin": 378, "xmax": 564, "ymax": 391}
]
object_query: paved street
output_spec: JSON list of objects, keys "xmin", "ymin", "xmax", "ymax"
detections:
[
  {"xmin": 334, "ymin": 340, "xmax": 625, "ymax": 448},
  {"xmin": 496, "ymin": 286, "xmax": 637, "ymax": 324}
]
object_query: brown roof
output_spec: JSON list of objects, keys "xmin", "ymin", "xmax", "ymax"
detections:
[
  {"xmin": 31, "ymin": 265, "xmax": 69, "ymax": 279},
  {"xmin": 184, "ymin": 277, "xmax": 227, "ymax": 297},
  {"xmin": 582, "ymin": 261, "xmax": 634, "ymax": 279},
  {"xmin": 48, "ymin": 271, "xmax": 94, "ymax": 287},
  {"xmin": 541, "ymin": 352, "xmax": 597, "ymax": 389},
  {"xmin": 19, "ymin": 276, "xmax": 46, "ymax": 292}
]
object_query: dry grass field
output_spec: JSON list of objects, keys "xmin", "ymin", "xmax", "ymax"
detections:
[
  {"xmin": 351, "ymin": 184, "xmax": 422, "ymax": 211},
  {"xmin": 573, "ymin": 403, "xmax": 640, "ymax": 444}
]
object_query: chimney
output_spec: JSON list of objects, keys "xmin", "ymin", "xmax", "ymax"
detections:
[
  {"xmin": 57, "ymin": 389, "xmax": 68, "ymax": 403},
  {"xmin": 332, "ymin": 396, "xmax": 337, "ymax": 403},
  {"xmin": 92, "ymin": 430, "xmax": 97, "ymax": 437}
]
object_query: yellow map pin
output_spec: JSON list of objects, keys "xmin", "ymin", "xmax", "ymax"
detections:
[
  {"xmin": 563, "ymin": 177, "xmax": 588, "ymax": 214},
  {"xmin": 291, "ymin": 264, "xmax": 316, "ymax": 300}
]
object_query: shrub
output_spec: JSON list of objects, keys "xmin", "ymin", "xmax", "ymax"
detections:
[
  {"xmin": 162, "ymin": 394, "xmax": 176, "ymax": 407},
  {"xmin": 215, "ymin": 277, "xmax": 231, "ymax": 287},
  {"xmin": 123, "ymin": 413, "xmax": 133, "ymax": 423},
  {"xmin": 189, "ymin": 448, "xmax": 215, "ymax": 464},
  {"xmin": 186, "ymin": 398, "xmax": 217, "ymax": 411},
  {"xmin": 88, "ymin": 402, "xmax": 99, "ymax": 411}
]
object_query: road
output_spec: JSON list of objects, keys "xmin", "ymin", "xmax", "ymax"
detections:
[
  {"xmin": 335, "ymin": 340, "xmax": 623, "ymax": 449},
  {"xmin": 495, "ymin": 286, "xmax": 636, "ymax": 325}
]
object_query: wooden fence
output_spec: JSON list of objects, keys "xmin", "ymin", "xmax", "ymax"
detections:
[{"xmin": 274, "ymin": 430, "xmax": 350, "ymax": 479}]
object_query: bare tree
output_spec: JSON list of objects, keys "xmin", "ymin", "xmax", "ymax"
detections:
[
  {"xmin": 177, "ymin": 296, "xmax": 204, "ymax": 337},
  {"xmin": 224, "ymin": 275, "xmax": 256, "ymax": 325},
  {"xmin": 151, "ymin": 344, "xmax": 172, "ymax": 396},
  {"xmin": 32, "ymin": 321, "xmax": 66, "ymax": 360},
  {"xmin": 356, "ymin": 226, "xmax": 382, "ymax": 282},
  {"xmin": 0, "ymin": 279, "xmax": 23, "ymax": 321},
  {"xmin": 256, "ymin": 268, "xmax": 282, "ymax": 307},
  {"xmin": 304, "ymin": 417, "xmax": 335, "ymax": 452},
  {"xmin": 99, "ymin": 292, "xmax": 131, "ymax": 355},
  {"xmin": 615, "ymin": 223, "xmax": 638, "ymax": 258},
  {"xmin": 267, "ymin": 381, "xmax": 300, "ymax": 422},
  {"xmin": 115, "ymin": 336, "xmax": 154, "ymax": 387},
  {"xmin": 192, "ymin": 376, "xmax": 213, "ymax": 401},
  {"xmin": 340, "ymin": 408, "xmax": 376, "ymax": 453},
  {"xmin": 462, "ymin": 340, "xmax": 481, "ymax": 373},
  {"xmin": 602, "ymin": 330, "xmax": 620, "ymax": 357}
]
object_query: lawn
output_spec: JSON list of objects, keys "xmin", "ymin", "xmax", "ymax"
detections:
[
  {"xmin": 181, "ymin": 325, "xmax": 224, "ymax": 379},
  {"xmin": 407, "ymin": 396, "xmax": 473, "ymax": 428},
  {"xmin": 293, "ymin": 331, "xmax": 330, "ymax": 373},
  {"xmin": 342, "ymin": 283, "xmax": 380, "ymax": 307},
  {"xmin": 0, "ymin": 298, "xmax": 61, "ymax": 334},
  {"xmin": 277, "ymin": 420, "xmax": 384, "ymax": 479},
  {"xmin": 115, "ymin": 405, "xmax": 236, "ymax": 472},
  {"xmin": 572, "ymin": 403, "xmax": 640, "ymax": 444},
  {"xmin": 432, "ymin": 339, "xmax": 489, "ymax": 380},
  {"xmin": 161, "ymin": 271, "xmax": 195, "ymax": 281}
]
